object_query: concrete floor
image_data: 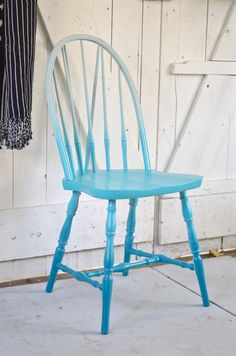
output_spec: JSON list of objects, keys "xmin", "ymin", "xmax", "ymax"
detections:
[{"xmin": 0, "ymin": 256, "xmax": 235, "ymax": 356}]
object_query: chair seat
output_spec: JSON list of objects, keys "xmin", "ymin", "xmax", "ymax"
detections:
[{"xmin": 62, "ymin": 169, "xmax": 202, "ymax": 199}]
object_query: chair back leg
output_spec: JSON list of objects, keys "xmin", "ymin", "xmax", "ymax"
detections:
[
  {"xmin": 101, "ymin": 199, "xmax": 116, "ymax": 334},
  {"xmin": 123, "ymin": 198, "xmax": 138, "ymax": 276},
  {"xmin": 180, "ymin": 191, "xmax": 210, "ymax": 307},
  {"xmin": 46, "ymin": 191, "xmax": 80, "ymax": 293}
]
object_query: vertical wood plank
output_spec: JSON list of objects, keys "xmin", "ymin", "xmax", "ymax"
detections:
[
  {"xmin": 174, "ymin": 0, "xmax": 208, "ymax": 159},
  {"xmin": 205, "ymin": 0, "xmax": 235, "ymax": 180},
  {"xmin": 0, "ymin": 150, "xmax": 13, "ymax": 210},
  {"xmin": 157, "ymin": 0, "xmax": 208, "ymax": 170},
  {"xmin": 157, "ymin": 0, "xmax": 182, "ymax": 170},
  {"xmin": 141, "ymin": 1, "xmax": 161, "ymax": 168},
  {"xmin": 38, "ymin": 0, "xmax": 112, "ymax": 44},
  {"xmin": 112, "ymin": 0, "xmax": 142, "ymax": 85},
  {"xmin": 111, "ymin": 0, "xmax": 143, "ymax": 168},
  {"xmin": 211, "ymin": 0, "xmax": 236, "ymax": 61},
  {"xmin": 206, "ymin": 0, "xmax": 232, "ymax": 58},
  {"xmin": 228, "ymin": 111, "xmax": 236, "ymax": 178}
]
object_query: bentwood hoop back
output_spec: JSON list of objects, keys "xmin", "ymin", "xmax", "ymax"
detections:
[{"xmin": 46, "ymin": 34, "xmax": 209, "ymax": 334}]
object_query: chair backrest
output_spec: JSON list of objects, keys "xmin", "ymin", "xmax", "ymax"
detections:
[{"xmin": 46, "ymin": 34, "xmax": 151, "ymax": 180}]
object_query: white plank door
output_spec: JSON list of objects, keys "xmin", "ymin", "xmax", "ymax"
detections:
[{"xmin": 157, "ymin": 0, "xmax": 236, "ymax": 245}]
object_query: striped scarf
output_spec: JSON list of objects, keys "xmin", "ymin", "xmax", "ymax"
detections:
[{"xmin": 0, "ymin": 0, "xmax": 37, "ymax": 149}]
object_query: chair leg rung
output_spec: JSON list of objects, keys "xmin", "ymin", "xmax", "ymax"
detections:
[
  {"xmin": 59, "ymin": 263, "xmax": 103, "ymax": 290},
  {"xmin": 129, "ymin": 248, "xmax": 194, "ymax": 270},
  {"xmin": 112, "ymin": 257, "xmax": 160, "ymax": 273}
]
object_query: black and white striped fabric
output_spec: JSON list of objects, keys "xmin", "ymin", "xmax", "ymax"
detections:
[
  {"xmin": 0, "ymin": 0, "xmax": 37, "ymax": 149},
  {"xmin": 0, "ymin": 1, "xmax": 5, "ymax": 133}
]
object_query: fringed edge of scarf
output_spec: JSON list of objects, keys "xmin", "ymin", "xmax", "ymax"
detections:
[{"xmin": 0, "ymin": 116, "xmax": 32, "ymax": 149}]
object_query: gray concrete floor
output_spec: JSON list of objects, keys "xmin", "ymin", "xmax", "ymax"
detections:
[{"xmin": 0, "ymin": 255, "xmax": 235, "ymax": 356}]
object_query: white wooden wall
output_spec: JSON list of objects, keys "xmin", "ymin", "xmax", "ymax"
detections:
[{"xmin": 0, "ymin": 0, "xmax": 236, "ymax": 282}]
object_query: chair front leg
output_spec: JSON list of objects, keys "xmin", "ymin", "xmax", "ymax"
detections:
[
  {"xmin": 180, "ymin": 191, "xmax": 210, "ymax": 307},
  {"xmin": 46, "ymin": 191, "xmax": 80, "ymax": 293},
  {"xmin": 101, "ymin": 200, "xmax": 116, "ymax": 335},
  {"xmin": 123, "ymin": 198, "xmax": 138, "ymax": 276}
]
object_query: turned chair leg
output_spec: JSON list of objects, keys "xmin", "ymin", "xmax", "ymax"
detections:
[
  {"xmin": 123, "ymin": 198, "xmax": 138, "ymax": 277},
  {"xmin": 180, "ymin": 191, "xmax": 210, "ymax": 307},
  {"xmin": 46, "ymin": 191, "xmax": 80, "ymax": 293},
  {"xmin": 101, "ymin": 200, "xmax": 116, "ymax": 335}
]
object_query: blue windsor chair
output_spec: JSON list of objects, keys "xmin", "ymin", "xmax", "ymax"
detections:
[{"xmin": 45, "ymin": 34, "xmax": 210, "ymax": 335}]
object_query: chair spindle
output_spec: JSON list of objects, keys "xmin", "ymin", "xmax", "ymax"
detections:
[
  {"xmin": 62, "ymin": 46, "xmax": 84, "ymax": 175},
  {"xmin": 53, "ymin": 73, "xmax": 75, "ymax": 176},
  {"xmin": 80, "ymin": 41, "xmax": 97, "ymax": 173},
  {"xmin": 118, "ymin": 67, "xmax": 128, "ymax": 170},
  {"xmin": 84, "ymin": 45, "xmax": 100, "ymax": 171},
  {"xmin": 101, "ymin": 48, "xmax": 111, "ymax": 171}
]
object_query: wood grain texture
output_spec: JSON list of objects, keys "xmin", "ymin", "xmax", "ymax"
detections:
[
  {"xmin": 0, "ymin": 150, "xmax": 13, "ymax": 210},
  {"xmin": 159, "ymin": 193, "xmax": 236, "ymax": 244},
  {"xmin": 141, "ymin": 1, "xmax": 161, "ymax": 167},
  {"xmin": 38, "ymin": 0, "xmax": 112, "ymax": 43},
  {"xmin": 167, "ymin": 75, "xmax": 236, "ymax": 176},
  {"xmin": 0, "ymin": 197, "xmax": 153, "ymax": 262},
  {"xmin": 157, "ymin": 0, "xmax": 207, "ymax": 170},
  {"xmin": 171, "ymin": 61, "xmax": 236, "ymax": 75}
]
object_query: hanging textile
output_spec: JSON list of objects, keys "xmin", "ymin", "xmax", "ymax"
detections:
[
  {"xmin": 0, "ymin": 2, "xmax": 4, "ymax": 134},
  {"xmin": 0, "ymin": 0, "xmax": 37, "ymax": 149}
]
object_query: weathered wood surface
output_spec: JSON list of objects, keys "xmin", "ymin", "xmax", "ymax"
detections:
[{"xmin": 0, "ymin": 0, "xmax": 236, "ymax": 280}]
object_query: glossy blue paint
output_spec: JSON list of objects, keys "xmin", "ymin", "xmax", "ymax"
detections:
[
  {"xmin": 62, "ymin": 170, "xmax": 202, "ymax": 200},
  {"xmin": 59, "ymin": 263, "xmax": 102, "ymax": 291},
  {"xmin": 101, "ymin": 48, "xmax": 111, "ymax": 171},
  {"xmin": 118, "ymin": 66, "xmax": 128, "ymax": 171},
  {"xmin": 46, "ymin": 34, "xmax": 210, "ymax": 335},
  {"xmin": 62, "ymin": 47, "xmax": 84, "ymax": 175},
  {"xmin": 53, "ymin": 73, "xmax": 75, "ymax": 176},
  {"xmin": 129, "ymin": 248, "xmax": 194, "ymax": 270},
  {"xmin": 102, "ymin": 200, "xmax": 116, "ymax": 335},
  {"xmin": 85, "ymin": 253, "xmax": 194, "ymax": 278},
  {"xmin": 46, "ymin": 34, "xmax": 151, "ymax": 176},
  {"xmin": 180, "ymin": 192, "xmax": 210, "ymax": 307},
  {"xmin": 80, "ymin": 41, "xmax": 97, "ymax": 173},
  {"xmin": 46, "ymin": 191, "xmax": 80, "ymax": 293},
  {"xmin": 123, "ymin": 199, "xmax": 138, "ymax": 276}
]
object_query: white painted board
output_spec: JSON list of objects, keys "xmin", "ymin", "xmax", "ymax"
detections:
[
  {"xmin": 159, "ymin": 193, "xmax": 236, "ymax": 244},
  {"xmin": 0, "ymin": 197, "xmax": 154, "ymax": 262}
]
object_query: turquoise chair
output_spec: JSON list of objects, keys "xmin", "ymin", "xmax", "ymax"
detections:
[{"xmin": 46, "ymin": 34, "xmax": 209, "ymax": 335}]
